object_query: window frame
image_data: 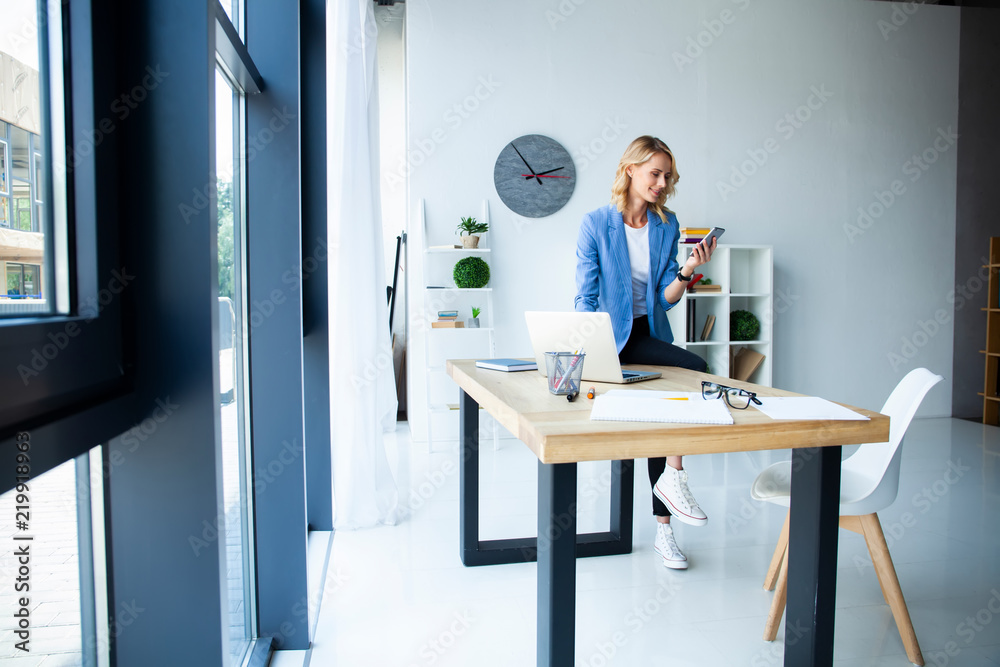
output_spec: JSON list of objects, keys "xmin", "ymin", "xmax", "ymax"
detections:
[{"xmin": 0, "ymin": 0, "xmax": 132, "ymax": 485}]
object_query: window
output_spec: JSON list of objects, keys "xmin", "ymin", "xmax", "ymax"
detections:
[
  {"xmin": 215, "ymin": 64, "xmax": 255, "ymax": 666},
  {"xmin": 0, "ymin": 0, "xmax": 130, "ymax": 442},
  {"xmin": 6, "ymin": 262, "xmax": 42, "ymax": 298},
  {"xmin": 0, "ymin": 0, "xmax": 68, "ymax": 316},
  {"xmin": 0, "ymin": 445, "xmax": 107, "ymax": 664}
]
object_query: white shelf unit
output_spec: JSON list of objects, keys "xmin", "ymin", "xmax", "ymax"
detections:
[
  {"xmin": 665, "ymin": 244, "xmax": 773, "ymax": 386},
  {"xmin": 419, "ymin": 199, "xmax": 497, "ymax": 449}
]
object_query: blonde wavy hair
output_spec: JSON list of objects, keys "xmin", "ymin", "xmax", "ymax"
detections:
[{"xmin": 611, "ymin": 136, "xmax": 679, "ymax": 223}]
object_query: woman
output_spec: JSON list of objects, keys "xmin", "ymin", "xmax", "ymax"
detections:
[{"xmin": 575, "ymin": 135, "xmax": 715, "ymax": 570}]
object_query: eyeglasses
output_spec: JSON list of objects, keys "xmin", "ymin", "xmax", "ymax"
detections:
[{"xmin": 701, "ymin": 381, "xmax": 763, "ymax": 410}]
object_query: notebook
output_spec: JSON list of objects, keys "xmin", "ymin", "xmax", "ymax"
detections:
[
  {"xmin": 589, "ymin": 391, "xmax": 734, "ymax": 425},
  {"xmin": 475, "ymin": 358, "xmax": 537, "ymax": 372}
]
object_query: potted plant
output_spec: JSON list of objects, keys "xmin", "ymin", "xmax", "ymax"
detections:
[
  {"xmin": 456, "ymin": 216, "xmax": 489, "ymax": 249},
  {"xmin": 730, "ymin": 309, "xmax": 761, "ymax": 341},
  {"xmin": 453, "ymin": 256, "xmax": 490, "ymax": 289},
  {"xmin": 468, "ymin": 306, "xmax": 482, "ymax": 328}
]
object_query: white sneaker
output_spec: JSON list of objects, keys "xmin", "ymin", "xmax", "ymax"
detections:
[
  {"xmin": 653, "ymin": 467, "xmax": 708, "ymax": 527},
  {"xmin": 654, "ymin": 523, "xmax": 688, "ymax": 570}
]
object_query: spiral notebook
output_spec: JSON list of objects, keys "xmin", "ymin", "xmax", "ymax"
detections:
[{"xmin": 589, "ymin": 391, "xmax": 734, "ymax": 425}]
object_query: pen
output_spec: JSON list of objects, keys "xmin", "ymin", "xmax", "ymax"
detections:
[
  {"xmin": 554, "ymin": 349, "xmax": 585, "ymax": 392},
  {"xmin": 587, "ymin": 387, "xmax": 595, "ymax": 399},
  {"xmin": 662, "ymin": 397, "xmax": 688, "ymax": 401}
]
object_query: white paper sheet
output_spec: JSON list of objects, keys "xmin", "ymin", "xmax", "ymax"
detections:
[
  {"xmin": 753, "ymin": 396, "xmax": 869, "ymax": 421},
  {"xmin": 590, "ymin": 392, "xmax": 734, "ymax": 424}
]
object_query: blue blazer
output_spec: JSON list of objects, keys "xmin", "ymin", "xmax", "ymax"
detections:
[{"xmin": 574, "ymin": 203, "xmax": 682, "ymax": 351}]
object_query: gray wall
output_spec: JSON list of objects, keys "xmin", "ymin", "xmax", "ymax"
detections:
[
  {"xmin": 405, "ymin": 0, "xmax": 961, "ymax": 442},
  {"xmin": 952, "ymin": 7, "xmax": 1000, "ymax": 419}
]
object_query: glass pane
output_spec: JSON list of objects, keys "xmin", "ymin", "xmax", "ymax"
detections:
[
  {"xmin": 221, "ymin": 0, "xmax": 243, "ymax": 38},
  {"xmin": 0, "ymin": 139, "xmax": 8, "ymax": 195},
  {"xmin": 6, "ymin": 262, "xmax": 22, "ymax": 296},
  {"xmin": 215, "ymin": 66, "xmax": 253, "ymax": 665},
  {"xmin": 0, "ymin": 0, "xmax": 68, "ymax": 316},
  {"xmin": 0, "ymin": 445, "xmax": 107, "ymax": 664}
]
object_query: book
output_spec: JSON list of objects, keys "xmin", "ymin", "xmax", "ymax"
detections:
[
  {"xmin": 428, "ymin": 244, "xmax": 462, "ymax": 250},
  {"xmin": 731, "ymin": 347, "xmax": 765, "ymax": 382},
  {"xmin": 437, "ymin": 310, "xmax": 458, "ymax": 318},
  {"xmin": 589, "ymin": 393, "xmax": 734, "ymax": 424},
  {"xmin": 687, "ymin": 273, "xmax": 704, "ymax": 291},
  {"xmin": 475, "ymin": 358, "xmax": 537, "ymax": 372},
  {"xmin": 431, "ymin": 320, "xmax": 465, "ymax": 328},
  {"xmin": 686, "ymin": 298, "xmax": 696, "ymax": 342},
  {"xmin": 680, "ymin": 238, "xmax": 705, "ymax": 244},
  {"xmin": 690, "ymin": 284, "xmax": 722, "ymax": 293},
  {"xmin": 700, "ymin": 314, "xmax": 716, "ymax": 341},
  {"xmin": 680, "ymin": 228, "xmax": 711, "ymax": 234}
]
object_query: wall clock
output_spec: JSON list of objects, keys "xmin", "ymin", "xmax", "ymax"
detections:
[{"xmin": 493, "ymin": 134, "xmax": 576, "ymax": 218}]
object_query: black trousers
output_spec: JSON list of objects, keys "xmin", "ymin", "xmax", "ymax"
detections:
[{"xmin": 619, "ymin": 316, "xmax": 708, "ymax": 517}]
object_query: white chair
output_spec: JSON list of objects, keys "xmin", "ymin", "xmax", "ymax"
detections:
[{"xmin": 751, "ymin": 368, "xmax": 942, "ymax": 667}]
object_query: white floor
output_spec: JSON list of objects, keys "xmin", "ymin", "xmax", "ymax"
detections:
[{"xmin": 302, "ymin": 417, "xmax": 1000, "ymax": 667}]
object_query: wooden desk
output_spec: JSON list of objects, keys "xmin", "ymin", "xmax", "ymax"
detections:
[{"xmin": 447, "ymin": 360, "xmax": 890, "ymax": 667}]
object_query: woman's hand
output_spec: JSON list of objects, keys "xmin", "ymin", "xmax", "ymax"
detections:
[{"xmin": 683, "ymin": 238, "xmax": 716, "ymax": 272}]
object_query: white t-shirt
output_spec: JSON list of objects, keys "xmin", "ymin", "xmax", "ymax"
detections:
[{"xmin": 624, "ymin": 222, "xmax": 650, "ymax": 317}]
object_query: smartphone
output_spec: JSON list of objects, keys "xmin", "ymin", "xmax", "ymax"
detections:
[{"xmin": 701, "ymin": 227, "xmax": 725, "ymax": 248}]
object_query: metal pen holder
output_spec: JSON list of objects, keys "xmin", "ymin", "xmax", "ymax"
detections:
[{"xmin": 545, "ymin": 352, "xmax": 586, "ymax": 396}]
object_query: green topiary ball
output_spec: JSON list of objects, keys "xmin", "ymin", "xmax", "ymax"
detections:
[
  {"xmin": 730, "ymin": 309, "xmax": 760, "ymax": 341},
  {"xmin": 453, "ymin": 256, "xmax": 490, "ymax": 289}
]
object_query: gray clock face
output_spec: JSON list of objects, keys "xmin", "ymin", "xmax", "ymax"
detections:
[{"xmin": 494, "ymin": 134, "xmax": 576, "ymax": 218}]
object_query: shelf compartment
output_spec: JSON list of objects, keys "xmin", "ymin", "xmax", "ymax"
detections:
[
  {"xmin": 683, "ymin": 294, "xmax": 729, "ymax": 344},
  {"xmin": 730, "ymin": 295, "xmax": 772, "ymax": 346},
  {"xmin": 729, "ymin": 247, "xmax": 773, "ymax": 295},
  {"xmin": 730, "ymin": 342, "xmax": 771, "ymax": 386}
]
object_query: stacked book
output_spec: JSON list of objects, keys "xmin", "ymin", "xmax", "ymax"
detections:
[
  {"xmin": 431, "ymin": 310, "xmax": 464, "ymax": 328},
  {"xmin": 680, "ymin": 227, "xmax": 710, "ymax": 244}
]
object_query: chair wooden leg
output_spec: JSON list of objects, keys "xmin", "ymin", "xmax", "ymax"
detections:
[
  {"xmin": 764, "ymin": 511, "xmax": 789, "ymax": 591},
  {"xmin": 839, "ymin": 515, "xmax": 863, "ymax": 534},
  {"xmin": 763, "ymin": 542, "xmax": 789, "ymax": 641},
  {"xmin": 859, "ymin": 513, "xmax": 924, "ymax": 666}
]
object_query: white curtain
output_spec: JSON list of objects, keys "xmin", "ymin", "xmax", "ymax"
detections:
[{"xmin": 328, "ymin": 0, "xmax": 398, "ymax": 529}]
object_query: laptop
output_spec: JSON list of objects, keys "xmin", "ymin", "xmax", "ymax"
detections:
[{"xmin": 524, "ymin": 311, "xmax": 662, "ymax": 384}]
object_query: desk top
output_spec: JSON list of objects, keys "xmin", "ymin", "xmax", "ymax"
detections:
[{"xmin": 447, "ymin": 359, "xmax": 890, "ymax": 464}]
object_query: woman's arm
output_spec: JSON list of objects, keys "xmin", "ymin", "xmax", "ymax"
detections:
[
  {"xmin": 662, "ymin": 238, "xmax": 716, "ymax": 306},
  {"xmin": 574, "ymin": 215, "xmax": 600, "ymax": 312}
]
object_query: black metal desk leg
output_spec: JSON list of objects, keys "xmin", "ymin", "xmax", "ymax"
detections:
[
  {"xmin": 785, "ymin": 446, "xmax": 842, "ymax": 667},
  {"xmin": 459, "ymin": 389, "xmax": 479, "ymax": 564},
  {"xmin": 537, "ymin": 461, "xmax": 577, "ymax": 667}
]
